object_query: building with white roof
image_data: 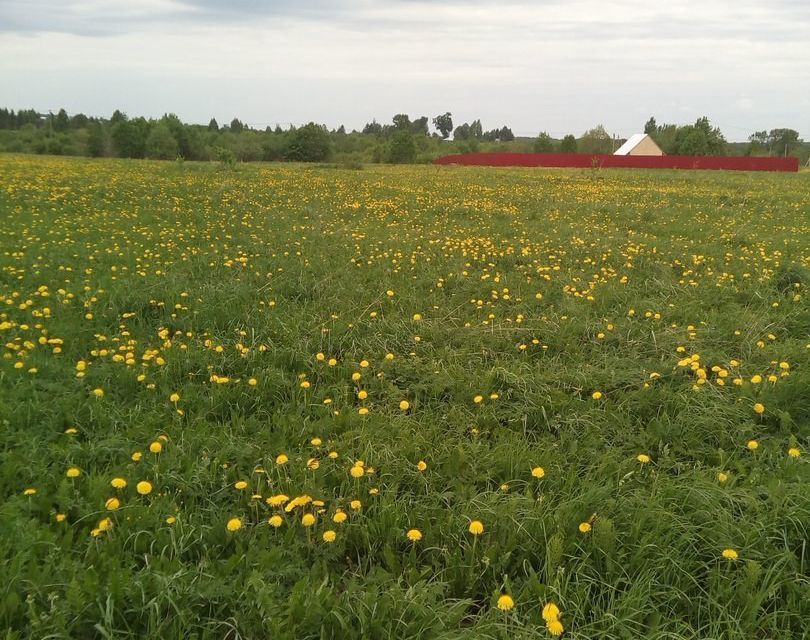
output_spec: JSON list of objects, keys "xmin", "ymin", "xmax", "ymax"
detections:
[{"xmin": 614, "ymin": 133, "xmax": 664, "ymax": 156}]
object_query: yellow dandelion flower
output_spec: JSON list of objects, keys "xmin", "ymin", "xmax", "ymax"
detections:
[
  {"xmin": 496, "ymin": 594, "xmax": 514, "ymax": 611},
  {"xmin": 542, "ymin": 602, "xmax": 560, "ymax": 622}
]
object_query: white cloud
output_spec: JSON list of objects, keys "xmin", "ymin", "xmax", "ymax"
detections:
[{"xmin": 0, "ymin": 0, "xmax": 807, "ymax": 140}]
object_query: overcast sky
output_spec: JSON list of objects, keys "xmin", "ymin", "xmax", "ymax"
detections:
[{"xmin": 1, "ymin": 0, "xmax": 808, "ymax": 141}]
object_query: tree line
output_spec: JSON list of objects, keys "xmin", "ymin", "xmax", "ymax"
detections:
[
  {"xmin": 0, "ymin": 107, "xmax": 518, "ymax": 164},
  {"xmin": 0, "ymin": 107, "xmax": 805, "ymax": 164}
]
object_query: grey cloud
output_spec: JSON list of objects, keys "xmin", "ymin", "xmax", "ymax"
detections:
[{"xmin": 2, "ymin": 0, "xmax": 808, "ymax": 40}]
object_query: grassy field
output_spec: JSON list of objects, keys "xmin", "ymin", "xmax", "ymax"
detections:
[{"xmin": 1, "ymin": 154, "xmax": 809, "ymax": 639}]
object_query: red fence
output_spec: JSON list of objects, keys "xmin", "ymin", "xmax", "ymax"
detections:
[{"xmin": 433, "ymin": 152, "xmax": 799, "ymax": 172}]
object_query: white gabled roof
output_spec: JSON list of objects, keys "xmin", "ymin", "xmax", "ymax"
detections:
[{"xmin": 614, "ymin": 133, "xmax": 649, "ymax": 155}]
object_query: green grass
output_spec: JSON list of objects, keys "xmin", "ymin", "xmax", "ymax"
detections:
[{"xmin": 1, "ymin": 154, "xmax": 809, "ymax": 639}]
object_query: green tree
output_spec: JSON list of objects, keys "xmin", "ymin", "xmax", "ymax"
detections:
[
  {"xmin": 110, "ymin": 109, "xmax": 127, "ymax": 124},
  {"xmin": 230, "ymin": 132, "xmax": 263, "ymax": 161},
  {"xmin": 432, "ymin": 112, "xmax": 453, "ymax": 139},
  {"xmin": 579, "ymin": 125, "xmax": 612, "ymax": 154},
  {"xmin": 160, "ymin": 114, "xmax": 191, "ymax": 158},
  {"xmin": 411, "ymin": 116, "xmax": 429, "ymax": 136},
  {"xmin": 87, "ymin": 122, "xmax": 107, "ymax": 157},
  {"xmin": 0, "ymin": 108, "xmax": 14, "ymax": 129},
  {"xmin": 208, "ymin": 118, "xmax": 219, "ymax": 132},
  {"xmin": 230, "ymin": 118, "xmax": 244, "ymax": 133},
  {"xmin": 17, "ymin": 109, "xmax": 41, "ymax": 127},
  {"xmin": 560, "ymin": 134, "xmax": 577, "ymax": 153},
  {"xmin": 672, "ymin": 117, "xmax": 726, "ymax": 156},
  {"xmin": 392, "ymin": 114, "xmax": 411, "ymax": 130},
  {"xmin": 768, "ymin": 128, "xmax": 801, "ymax": 157},
  {"xmin": 363, "ymin": 120, "xmax": 383, "ymax": 135},
  {"xmin": 454, "ymin": 123, "xmax": 471, "ymax": 140},
  {"xmin": 387, "ymin": 130, "xmax": 417, "ymax": 164},
  {"xmin": 70, "ymin": 113, "xmax": 88, "ymax": 129},
  {"xmin": 745, "ymin": 131, "xmax": 768, "ymax": 156},
  {"xmin": 145, "ymin": 123, "xmax": 179, "ymax": 159},
  {"xmin": 53, "ymin": 109, "xmax": 69, "ymax": 132},
  {"xmin": 111, "ymin": 118, "xmax": 148, "ymax": 158},
  {"xmin": 284, "ymin": 123, "xmax": 332, "ymax": 162},
  {"xmin": 533, "ymin": 132, "xmax": 554, "ymax": 153},
  {"xmin": 652, "ymin": 124, "xmax": 679, "ymax": 154}
]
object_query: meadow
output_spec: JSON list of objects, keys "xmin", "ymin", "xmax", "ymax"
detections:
[{"xmin": 1, "ymin": 154, "xmax": 809, "ymax": 639}]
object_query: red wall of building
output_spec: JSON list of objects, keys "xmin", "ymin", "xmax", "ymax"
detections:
[{"xmin": 432, "ymin": 153, "xmax": 799, "ymax": 172}]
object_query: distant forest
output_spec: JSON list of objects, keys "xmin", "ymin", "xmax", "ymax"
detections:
[{"xmin": 0, "ymin": 107, "xmax": 806, "ymax": 165}]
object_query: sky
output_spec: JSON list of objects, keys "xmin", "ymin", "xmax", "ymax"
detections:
[{"xmin": 1, "ymin": 0, "xmax": 808, "ymax": 141}]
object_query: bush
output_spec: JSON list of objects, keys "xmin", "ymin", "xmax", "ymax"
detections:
[
  {"xmin": 213, "ymin": 146, "xmax": 236, "ymax": 167},
  {"xmin": 285, "ymin": 123, "xmax": 332, "ymax": 162},
  {"xmin": 145, "ymin": 124, "xmax": 179, "ymax": 160},
  {"xmin": 387, "ymin": 131, "xmax": 417, "ymax": 164}
]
